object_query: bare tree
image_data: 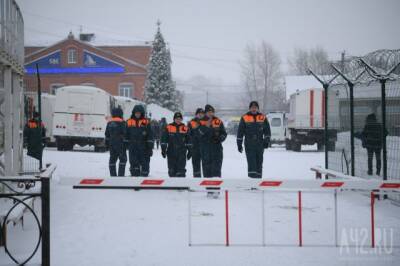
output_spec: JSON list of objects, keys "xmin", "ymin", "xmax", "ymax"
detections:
[
  {"xmin": 240, "ymin": 44, "xmax": 260, "ymax": 101},
  {"xmin": 288, "ymin": 46, "xmax": 331, "ymax": 75},
  {"xmin": 240, "ymin": 41, "xmax": 284, "ymax": 113}
]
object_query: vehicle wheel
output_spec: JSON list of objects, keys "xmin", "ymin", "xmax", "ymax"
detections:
[
  {"xmin": 317, "ymin": 142, "xmax": 324, "ymax": 151},
  {"xmin": 65, "ymin": 140, "xmax": 73, "ymax": 151},
  {"xmin": 293, "ymin": 141, "xmax": 301, "ymax": 152},
  {"xmin": 285, "ymin": 139, "xmax": 292, "ymax": 150},
  {"xmin": 94, "ymin": 145, "xmax": 106, "ymax": 152},
  {"xmin": 56, "ymin": 139, "xmax": 64, "ymax": 151},
  {"xmin": 327, "ymin": 141, "xmax": 336, "ymax": 152}
]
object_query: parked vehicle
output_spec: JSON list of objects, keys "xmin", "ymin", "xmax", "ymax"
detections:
[
  {"xmin": 52, "ymin": 86, "xmax": 115, "ymax": 151},
  {"xmin": 285, "ymin": 88, "xmax": 336, "ymax": 152},
  {"xmin": 266, "ymin": 112, "xmax": 286, "ymax": 146},
  {"xmin": 114, "ymin": 96, "xmax": 145, "ymax": 120}
]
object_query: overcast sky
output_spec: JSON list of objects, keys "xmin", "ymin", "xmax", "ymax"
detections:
[{"xmin": 17, "ymin": 0, "xmax": 400, "ymax": 84}]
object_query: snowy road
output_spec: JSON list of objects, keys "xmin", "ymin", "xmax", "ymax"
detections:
[{"xmin": 1, "ymin": 136, "xmax": 399, "ymax": 266}]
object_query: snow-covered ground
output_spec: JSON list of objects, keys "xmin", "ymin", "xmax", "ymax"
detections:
[{"xmin": 1, "ymin": 136, "xmax": 400, "ymax": 266}]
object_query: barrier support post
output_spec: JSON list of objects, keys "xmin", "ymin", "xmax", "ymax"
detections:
[
  {"xmin": 262, "ymin": 190, "xmax": 266, "ymax": 246},
  {"xmin": 225, "ymin": 190, "xmax": 230, "ymax": 247},
  {"xmin": 188, "ymin": 190, "xmax": 192, "ymax": 246},
  {"xmin": 371, "ymin": 191, "xmax": 375, "ymax": 248},
  {"xmin": 298, "ymin": 191, "xmax": 302, "ymax": 247},
  {"xmin": 334, "ymin": 189, "xmax": 338, "ymax": 247}
]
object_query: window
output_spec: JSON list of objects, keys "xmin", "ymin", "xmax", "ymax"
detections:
[
  {"xmin": 119, "ymin": 83, "xmax": 134, "ymax": 98},
  {"xmin": 50, "ymin": 83, "xmax": 65, "ymax": 95},
  {"xmin": 67, "ymin": 48, "xmax": 77, "ymax": 64},
  {"xmin": 271, "ymin": 118, "xmax": 282, "ymax": 127}
]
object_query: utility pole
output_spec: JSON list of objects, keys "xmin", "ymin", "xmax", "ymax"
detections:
[{"xmin": 341, "ymin": 50, "xmax": 346, "ymax": 72}]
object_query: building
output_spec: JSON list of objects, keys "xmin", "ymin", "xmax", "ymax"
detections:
[{"xmin": 24, "ymin": 32, "xmax": 151, "ymax": 100}]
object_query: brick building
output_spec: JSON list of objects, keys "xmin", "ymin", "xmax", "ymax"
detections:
[{"xmin": 24, "ymin": 32, "xmax": 151, "ymax": 100}]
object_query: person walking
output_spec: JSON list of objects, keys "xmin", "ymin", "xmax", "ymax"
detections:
[
  {"xmin": 198, "ymin": 104, "xmax": 227, "ymax": 178},
  {"xmin": 236, "ymin": 101, "xmax": 271, "ymax": 178},
  {"xmin": 188, "ymin": 108, "xmax": 205, "ymax": 177},
  {"xmin": 105, "ymin": 107, "xmax": 127, "ymax": 176},
  {"xmin": 126, "ymin": 105, "xmax": 153, "ymax": 177},
  {"xmin": 161, "ymin": 112, "xmax": 192, "ymax": 177}
]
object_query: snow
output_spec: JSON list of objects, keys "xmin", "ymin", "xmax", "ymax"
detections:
[{"xmin": 1, "ymin": 136, "xmax": 400, "ymax": 266}]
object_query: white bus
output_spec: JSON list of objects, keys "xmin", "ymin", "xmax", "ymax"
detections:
[{"xmin": 52, "ymin": 86, "xmax": 114, "ymax": 152}]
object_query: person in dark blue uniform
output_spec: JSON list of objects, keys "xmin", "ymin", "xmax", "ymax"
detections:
[
  {"xmin": 161, "ymin": 112, "xmax": 192, "ymax": 177},
  {"xmin": 198, "ymin": 104, "xmax": 227, "ymax": 177},
  {"xmin": 188, "ymin": 108, "xmax": 205, "ymax": 177},
  {"xmin": 24, "ymin": 111, "xmax": 46, "ymax": 161},
  {"xmin": 105, "ymin": 107, "xmax": 127, "ymax": 176},
  {"xmin": 237, "ymin": 101, "xmax": 271, "ymax": 178},
  {"xmin": 126, "ymin": 105, "xmax": 153, "ymax": 177}
]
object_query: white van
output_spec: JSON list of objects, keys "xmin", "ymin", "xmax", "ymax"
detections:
[
  {"xmin": 266, "ymin": 112, "xmax": 286, "ymax": 146},
  {"xmin": 53, "ymin": 86, "xmax": 114, "ymax": 151}
]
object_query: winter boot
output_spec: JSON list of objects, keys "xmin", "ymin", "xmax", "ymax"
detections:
[{"xmin": 109, "ymin": 164, "xmax": 117, "ymax": 176}]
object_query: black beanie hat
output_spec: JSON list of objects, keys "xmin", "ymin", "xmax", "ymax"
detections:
[
  {"xmin": 195, "ymin": 108, "xmax": 205, "ymax": 115},
  {"xmin": 249, "ymin": 101, "xmax": 259, "ymax": 109},
  {"xmin": 174, "ymin": 112, "xmax": 183, "ymax": 120},
  {"xmin": 204, "ymin": 104, "xmax": 215, "ymax": 113}
]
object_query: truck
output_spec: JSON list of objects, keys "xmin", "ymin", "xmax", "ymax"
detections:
[
  {"xmin": 285, "ymin": 88, "xmax": 336, "ymax": 152},
  {"xmin": 266, "ymin": 112, "xmax": 286, "ymax": 146},
  {"xmin": 52, "ymin": 86, "xmax": 115, "ymax": 152}
]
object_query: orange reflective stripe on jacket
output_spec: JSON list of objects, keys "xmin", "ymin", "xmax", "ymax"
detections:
[
  {"xmin": 190, "ymin": 120, "xmax": 199, "ymax": 129},
  {"xmin": 179, "ymin": 125, "xmax": 188, "ymax": 133},
  {"xmin": 127, "ymin": 118, "xmax": 148, "ymax": 127},
  {"xmin": 111, "ymin": 117, "xmax": 123, "ymax": 122},
  {"xmin": 256, "ymin": 114, "xmax": 266, "ymax": 122},
  {"xmin": 167, "ymin": 124, "xmax": 188, "ymax": 134},
  {"xmin": 166, "ymin": 124, "xmax": 177, "ymax": 133},
  {"xmin": 27, "ymin": 121, "xmax": 44, "ymax": 129},
  {"xmin": 211, "ymin": 118, "xmax": 222, "ymax": 128},
  {"xmin": 243, "ymin": 114, "xmax": 266, "ymax": 123}
]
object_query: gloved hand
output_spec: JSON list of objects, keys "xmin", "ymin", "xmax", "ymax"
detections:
[
  {"xmin": 263, "ymin": 137, "xmax": 270, "ymax": 149},
  {"xmin": 187, "ymin": 150, "xmax": 192, "ymax": 160},
  {"xmin": 161, "ymin": 150, "xmax": 167, "ymax": 158},
  {"xmin": 237, "ymin": 144, "xmax": 243, "ymax": 153}
]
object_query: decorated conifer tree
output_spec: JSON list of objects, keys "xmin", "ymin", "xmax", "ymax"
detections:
[{"xmin": 144, "ymin": 21, "xmax": 179, "ymax": 111}]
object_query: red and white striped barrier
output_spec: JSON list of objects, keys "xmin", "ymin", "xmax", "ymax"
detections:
[
  {"xmin": 59, "ymin": 177, "xmax": 400, "ymax": 192},
  {"xmin": 59, "ymin": 176, "xmax": 400, "ymax": 248}
]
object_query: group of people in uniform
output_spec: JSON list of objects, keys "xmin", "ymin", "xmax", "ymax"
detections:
[
  {"xmin": 22, "ymin": 100, "xmax": 272, "ymax": 179},
  {"xmin": 105, "ymin": 100, "xmax": 271, "ymax": 179}
]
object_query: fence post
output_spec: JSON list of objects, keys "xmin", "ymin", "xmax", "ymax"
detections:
[
  {"xmin": 380, "ymin": 80, "xmax": 388, "ymax": 181},
  {"xmin": 41, "ymin": 177, "xmax": 50, "ymax": 266},
  {"xmin": 323, "ymin": 83, "xmax": 329, "ymax": 169},
  {"xmin": 349, "ymin": 82, "xmax": 355, "ymax": 176}
]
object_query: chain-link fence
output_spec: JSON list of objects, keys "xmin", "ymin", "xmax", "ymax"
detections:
[{"xmin": 310, "ymin": 49, "xmax": 400, "ymax": 203}]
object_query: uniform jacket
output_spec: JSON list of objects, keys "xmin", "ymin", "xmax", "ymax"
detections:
[
  {"xmin": 161, "ymin": 122, "xmax": 191, "ymax": 155},
  {"xmin": 105, "ymin": 117, "xmax": 127, "ymax": 149},
  {"xmin": 237, "ymin": 112, "xmax": 271, "ymax": 147}
]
